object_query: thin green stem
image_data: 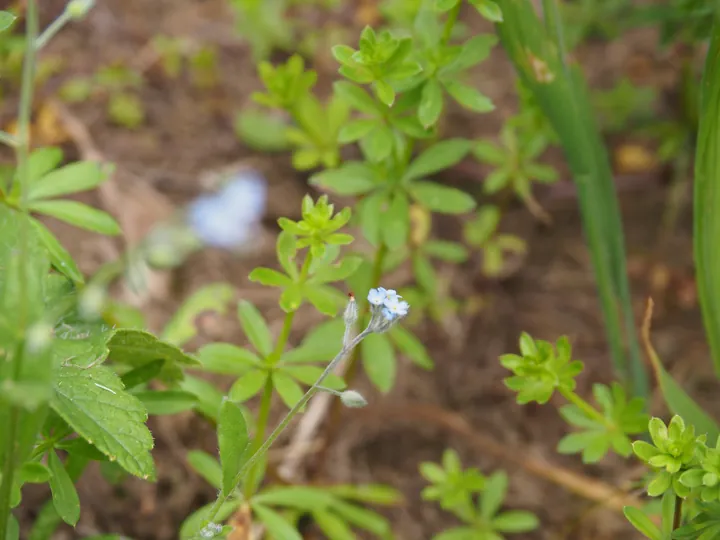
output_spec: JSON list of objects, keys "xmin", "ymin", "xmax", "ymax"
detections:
[
  {"xmin": 0, "ymin": 1, "xmax": 38, "ymax": 537},
  {"xmin": 673, "ymin": 495, "xmax": 683, "ymax": 529},
  {"xmin": 441, "ymin": 1, "xmax": 462, "ymax": 44},
  {"xmin": 0, "ymin": 131, "xmax": 18, "ymax": 149},
  {"xmin": 558, "ymin": 387, "xmax": 613, "ymax": 429},
  {"xmin": 200, "ymin": 328, "xmax": 372, "ymax": 533},
  {"xmin": 242, "ymin": 253, "xmax": 314, "ymax": 497},
  {"xmin": 243, "ymin": 377, "xmax": 274, "ymax": 499},
  {"xmin": 35, "ymin": 10, "xmax": 72, "ymax": 50}
]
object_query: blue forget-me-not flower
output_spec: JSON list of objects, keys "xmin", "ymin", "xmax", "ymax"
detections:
[
  {"xmin": 367, "ymin": 287, "xmax": 410, "ymax": 332},
  {"xmin": 187, "ymin": 170, "xmax": 267, "ymax": 249}
]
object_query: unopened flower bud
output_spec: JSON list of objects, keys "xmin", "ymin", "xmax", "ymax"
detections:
[
  {"xmin": 340, "ymin": 390, "xmax": 367, "ymax": 408},
  {"xmin": 65, "ymin": 0, "xmax": 95, "ymax": 19},
  {"xmin": 343, "ymin": 294, "xmax": 358, "ymax": 325}
]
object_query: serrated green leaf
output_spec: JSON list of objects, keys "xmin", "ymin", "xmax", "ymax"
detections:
[
  {"xmin": 219, "ymin": 399, "xmax": 249, "ymax": 495},
  {"xmin": 161, "ymin": 283, "xmax": 235, "ymax": 347},
  {"xmin": 133, "ymin": 390, "xmax": 197, "ymax": 415},
  {"xmin": 409, "ymin": 181, "xmax": 476, "ymax": 214},
  {"xmin": 187, "ymin": 450, "xmax": 222, "ymax": 489},
  {"xmin": 404, "ymin": 139, "xmax": 473, "ymax": 181},
  {"xmin": 48, "ymin": 450, "xmax": 80, "ymax": 526},
  {"xmin": 51, "ymin": 365, "xmax": 156, "ymax": 480},
  {"xmin": 30, "ymin": 218, "xmax": 84, "ymax": 283},
  {"xmin": 28, "ymin": 161, "xmax": 110, "ymax": 200},
  {"xmin": 29, "ymin": 200, "xmax": 121, "ymax": 235},
  {"xmin": 238, "ymin": 301, "xmax": 273, "ymax": 356},
  {"xmin": 361, "ymin": 333, "xmax": 396, "ymax": 393}
]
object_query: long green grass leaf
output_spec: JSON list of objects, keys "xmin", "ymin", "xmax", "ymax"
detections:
[
  {"xmin": 694, "ymin": 13, "xmax": 720, "ymax": 377},
  {"xmin": 494, "ymin": 0, "xmax": 647, "ymax": 396}
]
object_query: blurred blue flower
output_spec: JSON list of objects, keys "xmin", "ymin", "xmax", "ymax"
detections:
[
  {"xmin": 367, "ymin": 287, "xmax": 387, "ymax": 306},
  {"xmin": 187, "ymin": 170, "xmax": 267, "ymax": 249}
]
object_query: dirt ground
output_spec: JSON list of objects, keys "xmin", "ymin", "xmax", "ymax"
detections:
[{"xmin": 2, "ymin": 0, "xmax": 716, "ymax": 539}]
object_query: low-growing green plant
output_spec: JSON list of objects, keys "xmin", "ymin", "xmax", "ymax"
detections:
[{"xmin": 421, "ymin": 449, "xmax": 539, "ymax": 539}]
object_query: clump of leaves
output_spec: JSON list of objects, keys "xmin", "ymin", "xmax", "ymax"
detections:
[
  {"xmin": 463, "ymin": 205, "xmax": 525, "ymax": 278},
  {"xmin": 472, "ymin": 124, "xmax": 558, "ymax": 221},
  {"xmin": 152, "ymin": 35, "xmax": 219, "ymax": 89},
  {"xmin": 59, "ymin": 64, "xmax": 145, "ymax": 128},
  {"xmin": 592, "ymin": 78, "xmax": 657, "ymax": 133},
  {"xmin": 421, "ymin": 449, "xmax": 539, "ymax": 539}
]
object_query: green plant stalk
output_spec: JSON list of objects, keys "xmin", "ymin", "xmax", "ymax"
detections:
[
  {"xmin": 35, "ymin": 9, "xmax": 72, "ymax": 50},
  {"xmin": 0, "ymin": 1, "xmax": 39, "ymax": 537},
  {"xmin": 243, "ymin": 253, "xmax": 313, "ymax": 497},
  {"xmin": 441, "ymin": 1, "xmax": 462, "ymax": 44},
  {"xmin": 200, "ymin": 328, "xmax": 373, "ymax": 533},
  {"xmin": 558, "ymin": 387, "xmax": 613, "ymax": 429},
  {"xmin": 673, "ymin": 495, "xmax": 682, "ymax": 530},
  {"xmin": 0, "ymin": 131, "xmax": 17, "ymax": 149},
  {"xmin": 494, "ymin": 0, "xmax": 648, "ymax": 397},
  {"xmin": 693, "ymin": 15, "xmax": 720, "ymax": 378}
]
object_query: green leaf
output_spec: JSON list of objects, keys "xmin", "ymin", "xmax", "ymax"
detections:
[
  {"xmin": 280, "ymin": 285, "xmax": 304, "ymax": 312},
  {"xmin": 310, "ymin": 162, "xmax": 377, "ymax": 196},
  {"xmin": 435, "ymin": 0, "xmax": 461, "ymax": 12},
  {"xmin": 338, "ymin": 119, "xmax": 377, "ymax": 143},
  {"xmin": 108, "ymin": 329, "xmax": 200, "ymax": 381},
  {"xmin": 472, "ymin": 0, "xmax": 503, "ymax": 22},
  {"xmin": 48, "ymin": 450, "xmax": 81, "ymax": 526},
  {"xmin": 238, "ymin": 301, "xmax": 273, "ymax": 356},
  {"xmin": 133, "ymin": 390, "xmax": 198, "ymax": 415},
  {"xmin": 272, "ymin": 372, "xmax": 305, "ymax": 409},
  {"xmin": 314, "ymin": 510, "xmax": 355, "ymax": 540},
  {"xmin": 695, "ymin": 24, "xmax": 720, "ymax": 380},
  {"xmin": 390, "ymin": 326, "xmax": 433, "ymax": 369},
  {"xmin": 30, "ymin": 218, "xmax": 84, "ymax": 283},
  {"xmin": 424, "ymin": 240, "xmax": 468, "ymax": 262},
  {"xmin": 280, "ymin": 318, "xmax": 344, "ymax": 364},
  {"xmin": 179, "ymin": 500, "xmax": 240, "ymax": 540},
  {"xmin": 361, "ymin": 333, "xmax": 396, "ymax": 393},
  {"xmin": 329, "ymin": 500, "xmax": 392, "ymax": 536},
  {"xmin": 333, "ymin": 81, "xmax": 380, "ymax": 114},
  {"xmin": 623, "ymin": 506, "xmax": 661, "ymax": 540},
  {"xmin": 412, "ymin": 252, "xmax": 437, "ymax": 293},
  {"xmin": 481, "ymin": 471, "xmax": 508, "ymax": 519},
  {"xmin": 310, "ymin": 255, "xmax": 363, "ymax": 284},
  {"xmin": 382, "ymin": 192, "xmax": 410, "ymax": 249},
  {"xmin": 303, "ymin": 284, "xmax": 343, "ymax": 316},
  {"xmin": 197, "ymin": 343, "xmax": 261, "ymax": 375},
  {"xmin": 229, "ymin": 369, "xmax": 268, "ymax": 402},
  {"xmin": 187, "ymin": 450, "xmax": 222, "ymax": 489},
  {"xmin": 218, "ymin": 398, "xmax": 249, "ymax": 495},
  {"xmin": 492, "ymin": 511, "xmax": 539, "ymax": 533},
  {"xmin": 120, "ymin": 359, "xmax": 164, "ymax": 390},
  {"xmin": 179, "ymin": 375, "xmax": 224, "ymax": 421},
  {"xmin": 18, "ymin": 462, "xmax": 52, "ymax": 484},
  {"xmin": 234, "ymin": 109, "xmax": 289, "ymax": 151},
  {"xmin": 161, "ymin": 283, "xmax": 235, "ymax": 347},
  {"xmin": 28, "ymin": 161, "xmax": 110, "ymax": 200},
  {"xmin": 325, "ymin": 484, "xmax": 403, "ymax": 505},
  {"xmin": 276, "ymin": 231, "xmax": 298, "ymax": 278},
  {"xmin": 0, "ymin": 11, "xmax": 16, "ymax": 32},
  {"xmin": 418, "ymin": 78, "xmax": 444, "ymax": 128},
  {"xmin": 252, "ymin": 504, "xmax": 303, "ymax": 540},
  {"xmin": 360, "ymin": 125, "xmax": 393, "ymax": 163},
  {"xmin": 29, "ymin": 200, "xmax": 121, "ymax": 235},
  {"xmin": 409, "ymin": 181, "xmax": 476, "ymax": 214},
  {"xmin": 404, "ymin": 139, "xmax": 473, "ymax": 181},
  {"xmin": 444, "ymin": 80, "xmax": 495, "ymax": 112},
  {"xmin": 374, "ymin": 80, "xmax": 395, "ymax": 107},
  {"xmin": 51, "ymin": 365, "xmax": 156, "ymax": 480},
  {"xmin": 249, "ymin": 267, "xmax": 292, "ymax": 287},
  {"xmin": 443, "ymin": 34, "xmax": 498, "ymax": 74},
  {"xmin": 253, "ymin": 486, "xmax": 335, "ymax": 510}
]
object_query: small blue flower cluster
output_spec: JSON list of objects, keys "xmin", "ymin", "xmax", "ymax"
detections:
[
  {"xmin": 367, "ymin": 287, "xmax": 409, "ymax": 322},
  {"xmin": 187, "ymin": 170, "xmax": 267, "ymax": 249}
]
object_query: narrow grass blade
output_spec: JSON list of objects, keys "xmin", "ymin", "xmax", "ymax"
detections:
[
  {"xmin": 494, "ymin": 0, "xmax": 648, "ymax": 397},
  {"xmin": 694, "ymin": 14, "xmax": 720, "ymax": 378}
]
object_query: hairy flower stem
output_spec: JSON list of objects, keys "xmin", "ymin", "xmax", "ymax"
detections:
[
  {"xmin": 200, "ymin": 328, "xmax": 372, "ymax": 532},
  {"xmin": 243, "ymin": 254, "xmax": 313, "ymax": 499},
  {"xmin": 0, "ymin": 2, "xmax": 38, "ymax": 537}
]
